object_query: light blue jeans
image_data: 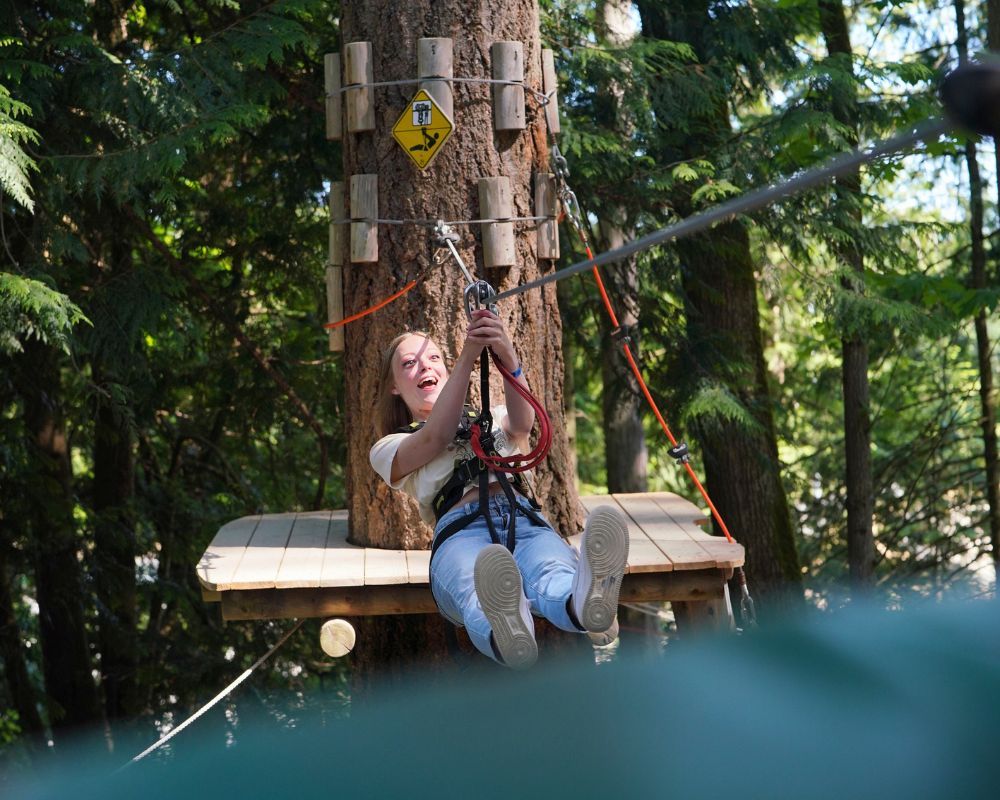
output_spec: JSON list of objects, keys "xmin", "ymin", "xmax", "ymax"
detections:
[{"xmin": 431, "ymin": 493, "xmax": 582, "ymax": 663}]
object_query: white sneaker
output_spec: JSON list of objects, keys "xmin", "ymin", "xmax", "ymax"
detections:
[
  {"xmin": 572, "ymin": 506, "xmax": 629, "ymax": 633},
  {"xmin": 587, "ymin": 616, "xmax": 620, "ymax": 647},
  {"xmin": 474, "ymin": 544, "xmax": 537, "ymax": 669}
]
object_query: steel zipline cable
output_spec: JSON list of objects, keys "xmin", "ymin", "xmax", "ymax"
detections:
[{"xmin": 494, "ymin": 118, "xmax": 951, "ymax": 303}]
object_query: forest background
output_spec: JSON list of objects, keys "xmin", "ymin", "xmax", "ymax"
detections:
[{"xmin": 1, "ymin": 0, "xmax": 998, "ymax": 766}]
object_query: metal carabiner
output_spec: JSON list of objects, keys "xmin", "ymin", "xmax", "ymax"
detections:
[
  {"xmin": 550, "ymin": 144, "xmax": 570, "ymax": 181},
  {"xmin": 464, "ymin": 279, "xmax": 499, "ymax": 320}
]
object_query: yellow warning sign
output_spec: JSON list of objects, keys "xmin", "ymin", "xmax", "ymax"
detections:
[{"xmin": 391, "ymin": 89, "xmax": 454, "ymax": 170}]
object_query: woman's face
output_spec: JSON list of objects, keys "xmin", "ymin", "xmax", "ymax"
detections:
[{"xmin": 391, "ymin": 334, "xmax": 448, "ymax": 420}]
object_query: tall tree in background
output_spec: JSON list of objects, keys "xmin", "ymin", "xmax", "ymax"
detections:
[
  {"xmin": 340, "ymin": 0, "xmax": 578, "ymax": 674},
  {"xmin": 593, "ymin": 0, "xmax": 647, "ymax": 493},
  {"xmin": 636, "ymin": 0, "xmax": 803, "ymax": 615},
  {"xmin": 818, "ymin": 0, "xmax": 875, "ymax": 591},
  {"xmin": 957, "ymin": 0, "xmax": 1000, "ymax": 584}
]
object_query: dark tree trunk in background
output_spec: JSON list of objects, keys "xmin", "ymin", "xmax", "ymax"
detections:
[
  {"xmin": 92, "ymin": 368, "xmax": 138, "ymax": 720},
  {"xmin": 638, "ymin": 0, "xmax": 803, "ymax": 617},
  {"xmin": 596, "ymin": 0, "xmax": 647, "ymax": 494},
  {"xmin": 819, "ymin": 0, "xmax": 875, "ymax": 591},
  {"xmin": 598, "ymin": 224, "xmax": 647, "ymax": 493},
  {"xmin": 340, "ymin": 0, "xmax": 578, "ymax": 676},
  {"xmin": 0, "ymin": 539, "xmax": 45, "ymax": 738},
  {"xmin": 18, "ymin": 341, "xmax": 102, "ymax": 731},
  {"xmin": 957, "ymin": 0, "xmax": 1000, "ymax": 586}
]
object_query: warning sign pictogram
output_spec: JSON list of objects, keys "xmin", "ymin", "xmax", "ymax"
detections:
[{"xmin": 391, "ymin": 89, "xmax": 454, "ymax": 170}]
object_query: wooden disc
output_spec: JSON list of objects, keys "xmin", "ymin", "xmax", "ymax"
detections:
[{"xmin": 320, "ymin": 618, "xmax": 356, "ymax": 658}]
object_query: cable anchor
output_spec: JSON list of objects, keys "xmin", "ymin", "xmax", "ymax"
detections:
[
  {"xmin": 667, "ymin": 441, "xmax": 690, "ymax": 465},
  {"xmin": 737, "ymin": 567, "xmax": 758, "ymax": 628}
]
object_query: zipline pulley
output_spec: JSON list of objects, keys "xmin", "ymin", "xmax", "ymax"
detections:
[{"xmin": 667, "ymin": 442, "xmax": 690, "ymax": 465}]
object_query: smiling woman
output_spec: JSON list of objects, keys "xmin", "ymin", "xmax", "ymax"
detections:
[{"xmin": 367, "ymin": 314, "xmax": 630, "ymax": 669}]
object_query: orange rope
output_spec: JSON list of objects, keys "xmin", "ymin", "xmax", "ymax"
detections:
[
  {"xmin": 581, "ymin": 240, "xmax": 737, "ymax": 545},
  {"xmin": 323, "ymin": 280, "xmax": 419, "ymax": 330}
]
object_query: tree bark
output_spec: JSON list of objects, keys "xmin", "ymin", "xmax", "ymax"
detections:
[
  {"xmin": 92, "ymin": 366, "xmax": 138, "ymax": 720},
  {"xmin": 18, "ymin": 341, "xmax": 102, "ymax": 730},
  {"xmin": 638, "ymin": 0, "xmax": 803, "ymax": 616},
  {"xmin": 340, "ymin": 0, "xmax": 578, "ymax": 673},
  {"xmin": 818, "ymin": 0, "xmax": 875, "ymax": 591},
  {"xmin": 0, "ymin": 539, "xmax": 45, "ymax": 738},
  {"xmin": 595, "ymin": 1, "xmax": 647, "ymax": 494},
  {"xmin": 957, "ymin": 0, "xmax": 1000, "ymax": 586}
]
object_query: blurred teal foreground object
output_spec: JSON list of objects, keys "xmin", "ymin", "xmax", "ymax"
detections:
[{"xmin": 14, "ymin": 599, "xmax": 1000, "ymax": 800}]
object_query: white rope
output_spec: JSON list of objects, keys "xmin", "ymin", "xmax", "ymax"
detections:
[
  {"xmin": 328, "ymin": 215, "xmax": 548, "ymax": 227},
  {"xmin": 330, "ymin": 76, "xmax": 553, "ymax": 105},
  {"xmin": 120, "ymin": 620, "xmax": 304, "ymax": 769}
]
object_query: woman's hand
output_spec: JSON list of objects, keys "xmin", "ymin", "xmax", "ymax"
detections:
[{"xmin": 464, "ymin": 309, "xmax": 519, "ymax": 371}]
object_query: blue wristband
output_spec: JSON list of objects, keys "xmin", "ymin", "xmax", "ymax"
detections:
[{"xmin": 510, "ymin": 364, "xmax": 523, "ymax": 378}]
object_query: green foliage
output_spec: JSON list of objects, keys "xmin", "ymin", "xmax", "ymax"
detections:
[
  {"xmin": 0, "ymin": 79, "xmax": 39, "ymax": 211},
  {"xmin": 0, "ymin": 272, "xmax": 88, "ymax": 354}
]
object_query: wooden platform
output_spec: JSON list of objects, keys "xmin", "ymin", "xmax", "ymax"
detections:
[{"xmin": 197, "ymin": 492, "xmax": 744, "ymax": 624}]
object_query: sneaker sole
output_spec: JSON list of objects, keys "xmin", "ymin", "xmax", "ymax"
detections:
[
  {"xmin": 579, "ymin": 506, "xmax": 630, "ymax": 633},
  {"xmin": 474, "ymin": 545, "xmax": 538, "ymax": 670}
]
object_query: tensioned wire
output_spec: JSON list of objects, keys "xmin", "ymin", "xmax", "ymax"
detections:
[{"xmin": 493, "ymin": 118, "xmax": 952, "ymax": 303}]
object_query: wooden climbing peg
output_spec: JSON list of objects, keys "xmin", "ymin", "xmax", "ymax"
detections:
[
  {"xmin": 534, "ymin": 173, "xmax": 559, "ymax": 260},
  {"xmin": 541, "ymin": 49, "xmax": 560, "ymax": 135},
  {"xmin": 344, "ymin": 42, "xmax": 375, "ymax": 133},
  {"xmin": 418, "ymin": 38, "xmax": 454, "ymax": 122},
  {"xmin": 324, "ymin": 53, "xmax": 342, "ymax": 140},
  {"xmin": 491, "ymin": 41, "xmax": 525, "ymax": 131},
  {"xmin": 350, "ymin": 174, "xmax": 378, "ymax": 263},
  {"xmin": 479, "ymin": 176, "xmax": 516, "ymax": 267}
]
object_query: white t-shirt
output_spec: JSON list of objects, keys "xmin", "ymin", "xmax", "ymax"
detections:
[{"xmin": 369, "ymin": 405, "xmax": 522, "ymax": 525}]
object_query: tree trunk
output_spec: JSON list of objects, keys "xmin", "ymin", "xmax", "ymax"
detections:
[
  {"xmin": 598, "ymin": 220, "xmax": 647, "ymax": 493},
  {"xmin": 638, "ymin": 0, "xmax": 803, "ymax": 616},
  {"xmin": 676, "ymin": 229, "xmax": 803, "ymax": 615},
  {"xmin": 92, "ymin": 367, "xmax": 138, "ymax": 720},
  {"xmin": 818, "ymin": 0, "xmax": 875, "ymax": 591},
  {"xmin": 18, "ymin": 341, "xmax": 102, "ymax": 731},
  {"xmin": 595, "ymin": 0, "xmax": 647, "ymax": 494},
  {"xmin": 0, "ymin": 539, "xmax": 45, "ymax": 738},
  {"xmin": 340, "ymin": 0, "xmax": 578, "ymax": 674},
  {"xmin": 957, "ymin": 0, "xmax": 1000, "ymax": 586}
]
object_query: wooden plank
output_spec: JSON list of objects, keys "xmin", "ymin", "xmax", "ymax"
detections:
[
  {"xmin": 644, "ymin": 491, "xmax": 711, "ymax": 527},
  {"xmin": 275, "ymin": 511, "xmax": 333, "ymax": 589},
  {"xmin": 196, "ymin": 515, "xmax": 260, "ymax": 591},
  {"xmin": 405, "ymin": 549, "xmax": 431, "ymax": 584},
  {"xmin": 224, "ymin": 513, "xmax": 296, "ymax": 590},
  {"xmin": 613, "ymin": 493, "xmax": 717, "ymax": 571},
  {"xmin": 218, "ymin": 568, "xmax": 729, "ymax": 621},
  {"xmin": 319, "ymin": 512, "xmax": 364, "ymax": 587},
  {"xmin": 364, "ymin": 547, "xmax": 410, "ymax": 586},
  {"xmin": 646, "ymin": 493, "xmax": 745, "ymax": 569},
  {"xmin": 580, "ymin": 495, "xmax": 673, "ymax": 573}
]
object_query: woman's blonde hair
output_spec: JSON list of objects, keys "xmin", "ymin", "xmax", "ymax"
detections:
[{"xmin": 375, "ymin": 331, "xmax": 433, "ymax": 438}]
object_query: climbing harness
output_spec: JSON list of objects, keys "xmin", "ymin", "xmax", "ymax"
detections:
[{"xmin": 422, "ymin": 228, "xmax": 555, "ymax": 560}]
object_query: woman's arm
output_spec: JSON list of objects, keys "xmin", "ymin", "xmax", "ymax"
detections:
[
  {"xmin": 470, "ymin": 311, "xmax": 534, "ymax": 443},
  {"xmin": 389, "ymin": 311, "xmax": 510, "ymax": 481}
]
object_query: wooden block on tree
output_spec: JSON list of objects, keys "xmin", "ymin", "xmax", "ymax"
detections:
[
  {"xmin": 328, "ymin": 181, "xmax": 346, "ymax": 266},
  {"xmin": 418, "ymin": 38, "xmax": 453, "ymax": 122},
  {"xmin": 534, "ymin": 172, "xmax": 559, "ymax": 259},
  {"xmin": 325, "ymin": 265, "xmax": 344, "ymax": 353},
  {"xmin": 541, "ymin": 49, "xmax": 561, "ymax": 135},
  {"xmin": 344, "ymin": 41, "xmax": 375, "ymax": 132},
  {"xmin": 478, "ymin": 176, "xmax": 515, "ymax": 267},
  {"xmin": 324, "ymin": 53, "xmax": 342, "ymax": 140},
  {"xmin": 350, "ymin": 174, "xmax": 378, "ymax": 263},
  {"xmin": 491, "ymin": 41, "xmax": 525, "ymax": 131}
]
